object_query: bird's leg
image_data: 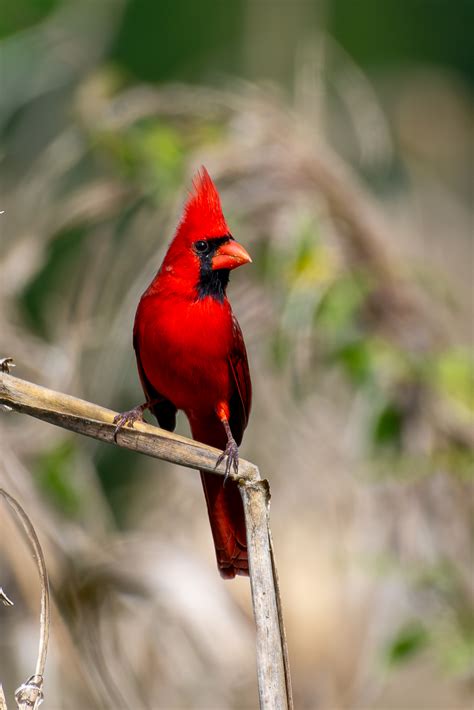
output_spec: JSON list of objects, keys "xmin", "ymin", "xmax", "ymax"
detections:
[
  {"xmin": 215, "ymin": 407, "xmax": 239, "ymax": 484},
  {"xmin": 113, "ymin": 399, "xmax": 159, "ymax": 442}
]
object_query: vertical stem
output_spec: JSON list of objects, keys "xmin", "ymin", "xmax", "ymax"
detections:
[
  {"xmin": 240, "ymin": 480, "xmax": 290, "ymax": 710},
  {"xmin": 0, "ymin": 490, "xmax": 49, "ymax": 710},
  {"xmin": 0, "ymin": 685, "xmax": 8, "ymax": 710}
]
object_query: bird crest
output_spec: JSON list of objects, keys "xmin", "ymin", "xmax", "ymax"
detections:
[{"xmin": 177, "ymin": 167, "xmax": 229, "ymax": 241}]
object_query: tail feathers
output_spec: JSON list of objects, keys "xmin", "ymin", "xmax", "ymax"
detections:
[{"xmin": 200, "ymin": 471, "xmax": 249, "ymax": 579}]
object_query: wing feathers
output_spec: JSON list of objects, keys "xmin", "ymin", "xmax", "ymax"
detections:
[
  {"xmin": 133, "ymin": 333, "xmax": 177, "ymax": 431},
  {"xmin": 228, "ymin": 315, "xmax": 251, "ymax": 445}
]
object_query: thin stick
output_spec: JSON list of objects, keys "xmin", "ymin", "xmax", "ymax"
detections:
[
  {"xmin": 0, "ymin": 489, "xmax": 50, "ymax": 710},
  {"xmin": 0, "ymin": 588, "xmax": 14, "ymax": 607},
  {"xmin": 0, "ymin": 369, "xmax": 292, "ymax": 710}
]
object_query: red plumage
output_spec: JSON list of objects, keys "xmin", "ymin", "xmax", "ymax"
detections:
[
  {"xmin": 179, "ymin": 168, "xmax": 230, "ymax": 239},
  {"xmin": 121, "ymin": 168, "xmax": 252, "ymax": 578}
]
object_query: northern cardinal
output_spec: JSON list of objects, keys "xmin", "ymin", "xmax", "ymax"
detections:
[{"xmin": 114, "ymin": 168, "xmax": 252, "ymax": 578}]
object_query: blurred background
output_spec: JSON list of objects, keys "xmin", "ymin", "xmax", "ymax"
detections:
[{"xmin": 0, "ymin": 0, "xmax": 473, "ymax": 708}]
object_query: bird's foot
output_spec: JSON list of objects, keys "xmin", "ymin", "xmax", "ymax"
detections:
[
  {"xmin": 113, "ymin": 404, "xmax": 146, "ymax": 442},
  {"xmin": 216, "ymin": 438, "xmax": 239, "ymax": 485}
]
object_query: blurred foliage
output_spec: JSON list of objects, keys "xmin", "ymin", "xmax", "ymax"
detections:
[
  {"xmin": 385, "ymin": 620, "xmax": 430, "ymax": 666},
  {"xmin": 330, "ymin": 0, "xmax": 474, "ymax": 87},
  {"xmin": 0, "ymin": 0, "xmax": 59, "ymax": 37},
  {"xmin": 432, "ymin": 349, "xmax": 474, "ymax": 417},
  {"xmin": 21, "ymin": 226, "xmax": 88, "ymax": 338},
  {"xmin": 34, "ymin": 439, "xmax": 82, "ymax": 517},
  {"xmin": 396, "ymin": 560, "xmax": 474, "ymax": 678}
]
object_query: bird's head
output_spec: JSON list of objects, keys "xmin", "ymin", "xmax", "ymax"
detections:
[{"xmin": 161, "ymin": 168, "xmax": 251, "ymax": 301}]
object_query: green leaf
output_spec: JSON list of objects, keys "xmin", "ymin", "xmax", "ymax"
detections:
[
  {"xmin": 35, "ymin": 441, "xmax": 82, "ymax": 517},
  {"xmin": 332, "ymin": 338, "xmax": 374, "ymax": 385},
  {"xmin": 438, "ymin": 626, "xmax": 474, "ymax": 676},
  {"xmin": 433, "ymin": 349, "xmax": 474, "ymax": 415},
  {"xmin": 385, "ymin": 622, "xmax": 430, "ymax": 666},
  {"xmin": 372, "ymin": 400, "xmax": 403, "ymax": 449},
  {"xmin": 134, "ymin": 122, "xmax": 184, "ymax": 189},
  {"xmin": 316, "ymin": 274, "xmax": 369, "ymax": 335}
]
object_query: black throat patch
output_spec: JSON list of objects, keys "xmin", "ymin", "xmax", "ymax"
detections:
[{"xmin": 196, "ymin": 235, "xmax": 231, "ymax": 302}]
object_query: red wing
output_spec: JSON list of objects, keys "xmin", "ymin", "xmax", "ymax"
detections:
[
  {"xmin": 133, "ymin": 332, "xmax": 177, "ymax": 432},
  {"xmin": 228, "ymin": 315, "xmax": 252, "ymax": 446}
]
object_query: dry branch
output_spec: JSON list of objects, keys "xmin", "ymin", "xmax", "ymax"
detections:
[
  {"xmin": 0, "ymin": 371, "xmax": 258, "ymax": 482},
  {"xmin": 0, "ymin": 369, "xmax": 292, "ymax": 710},
  {"xmin": 0, "ymin": 588, "xmax": 14, "ymax": 607},
  {"xmin": 0, "ymin": 488, "xmax": 51, "ymax": 710},
  {"xmin": 242, "ymin": 481, "xmax": 293, "ymax": 709}
]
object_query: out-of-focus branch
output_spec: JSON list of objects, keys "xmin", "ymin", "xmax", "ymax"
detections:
[
  {"xmin": 0, "ymin": 685, "xmax": 7, "ymax": 710},
  {"xmin": 0, "ymin": 588, "xmax": 14, "ymax": 607},
  {"xmin": 0, "ymin": 369, "xmax": 292, "ymax": 710},
  {"xmin": 0, "ymin": 489, "xmax": 50, "ymax": 710}
]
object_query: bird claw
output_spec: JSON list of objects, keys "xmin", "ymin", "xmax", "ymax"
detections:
[
  {"xmin": 216, "ymin": 439, "xmax": 239, "ymax": 485},
  {"xmin": 113, "ymin": 406, "xmax": 145, "ymax": 442}
]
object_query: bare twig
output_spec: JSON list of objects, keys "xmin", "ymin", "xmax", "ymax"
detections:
[
  {"xmin": 0, "ymin": 489, "xmax": 50, "ymax": 710},
  {"xmin": 0, "ymin": 370, "xmax": 292, "ymax": 710},
  {"xmin": 0, "ymin": 588, "xmax": 14, "ymax": 607}
]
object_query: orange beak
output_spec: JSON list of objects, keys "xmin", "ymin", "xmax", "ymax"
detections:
[{"xmin": 212, "ymin": 240, "xmax": 252, "ymax": 271}]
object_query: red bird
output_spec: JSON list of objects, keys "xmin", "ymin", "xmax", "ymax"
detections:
[{"xmin": 114, "ymin": 168, "xmax": 252, "ymax": 579}]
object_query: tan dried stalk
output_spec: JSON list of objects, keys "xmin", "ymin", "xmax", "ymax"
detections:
[{"xmin": 0, "ymin": 488, "xmax": 50, "ymax": 710}]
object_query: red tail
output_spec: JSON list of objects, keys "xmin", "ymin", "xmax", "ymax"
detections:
[
  {"xmin": 200, "ymin": 471, "xmax": 248, "ymax": 578},
  {"xmin": 191, "ymin": 418, "xmax": 249, "ymax": 578}
]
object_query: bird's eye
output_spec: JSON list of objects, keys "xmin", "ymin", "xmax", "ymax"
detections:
[{"xmin": 195, "ymin": 240, "xmax": 209, "ymax": 254}]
